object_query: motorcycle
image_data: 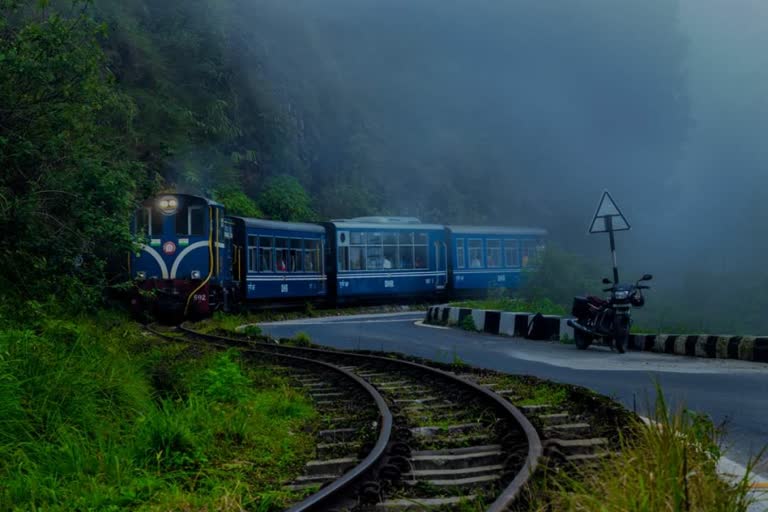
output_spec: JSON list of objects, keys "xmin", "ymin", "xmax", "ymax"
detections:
[{"xmin": 567, "ymin": 274, "xmax": 652, "ymax": 353}]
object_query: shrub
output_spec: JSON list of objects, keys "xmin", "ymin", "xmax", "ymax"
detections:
[
  {"xmin": 460, "ymin": 315, "xmax": 477, "ymax": 331},
  {"xmin": 292, "ymin": 331, "xmax": 311, "ymax": 347},
  {"xmin": 195, "ymin": 351, "xmax": 250, "ymax": 403}
]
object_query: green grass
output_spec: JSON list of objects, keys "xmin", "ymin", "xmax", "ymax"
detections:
[
  {"xmin": 0, "ymin": 311, "xmax": 318, "ymax": 511},
  {"xmin": 452, "ymin": 296, "xmax": 567, "ymax": 316},
  {"xmin": 527, "ymin": 387, "xmax": 760, "ymax": 512}
]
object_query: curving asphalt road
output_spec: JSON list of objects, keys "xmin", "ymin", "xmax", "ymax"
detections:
[{"xmin": 257, "ymin": 311, "xmax": 768, "ymax": 477}]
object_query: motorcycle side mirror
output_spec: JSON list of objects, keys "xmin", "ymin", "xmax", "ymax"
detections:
[
  {"xmin": 640, "ymin": 274, "xmax": 653, "ymax": 281},
  {"xmin": 602, "ymin": 278, "xmax": 612, "ymax": 284}
]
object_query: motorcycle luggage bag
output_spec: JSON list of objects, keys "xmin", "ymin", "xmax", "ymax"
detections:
[{"xmin": 571, "ymin": 296, "xmax": 591, "ymax": 318}]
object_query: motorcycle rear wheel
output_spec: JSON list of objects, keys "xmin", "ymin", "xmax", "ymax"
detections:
[{"xmin": 574, "ymin": 329, "xmax": 592, "ymax": 350}]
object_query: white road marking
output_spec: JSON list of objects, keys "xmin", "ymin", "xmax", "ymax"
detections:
[{"xmin": 414, "ymin": 320, "xmax": 450, "ymax": 330}]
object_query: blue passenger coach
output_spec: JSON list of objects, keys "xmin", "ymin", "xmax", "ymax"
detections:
[
  {"xmin": 229, "ymin": 217, "xmax": 327, "ymax": 301},
  {"xmin": 446, "ymin": 226, "xmax": 546, "ymax": 296},
  {"xmin": 326, "ymin": 218, "xmax": 448, "ymax": 300}
]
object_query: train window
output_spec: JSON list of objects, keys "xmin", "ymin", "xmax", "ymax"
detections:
[
  {"xmin": 487, "ymin": 240, "xmax": 501, "ymax": 268},
  {"xmin": 414, "ymin": 246, "xmax": 428, "ymax": 269},
  {"xmin": 305, "ymin": 239, "xmax": 321, "ymax": 273},
  {"xmin": 383, "ymin": 241, "xmax": 397, "ymax": 270},
  {"xmin": 151, "ymin": 208, "xmax": 164, "ymax": 236},
  {"xmin": 399, "ymin": 245, "xmax": 414, "ymax": 269},
  {"xmin": 521, "ymin": 240, "xmax": 541, "ymax": 267},
  {"xmin": 468, "ymin": 240, "xmax": 483, "ymax": 268},
  {"xmin": 189, "ymin": 206, "xmax": 204, "ymax": 236},
  {"xmin": 338, "ymin": 246, "xmax": 349, "ymax": 271},
  {"xmin": 415, "ymin": 233, "xmax": 428, "ymax": 245},
  {"xmin": 368, "ymin": 232, "xmax": 382, "ymax": 245},
  {"xmin": 259, "ymin": 236, "xmax": 273, "ymax": 272},
  {"xmin": 456, "ymin": 239, "xmax": 466, "ymax": 268},
  {"xmin": 289, "ymin": 239, "xmax": 303, "ymax": 272},
  {"xmin": 383, "ymin": 233, "xmax": 397, "ymax": 245},
  {"xmin": 275, "ymin": 238, "xmax": 288, "ymax": 272},
  {"xmin": 349, "ymin": 247, "xmax": 365, "ymax": 270},
  {"xmin": 136, "ymin": 208, "xmax": 150, "ymax": 236},
  {"xmin": 367, "ymin": 245, "xmax": 383, "ymax": 270},
  {"xmin": 176, "ymin": 207, "xmax": 188, "ymax": 235},
  {"xmin": 247, "ymin": 236, "xmax": 258, "ymax": 272},
  {"xmin": 398, "ymin": 232, "xmax": 413, "ymax": 245},
  {"xmin": 351, "ymin": 232, "xmax": 366, "ymax": 245},
  {"xmin": 504, "ymin": 240, "xmax": 520, "ymax": 267}
]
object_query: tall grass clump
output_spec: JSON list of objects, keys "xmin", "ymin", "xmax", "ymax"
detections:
[
  {"xmin": 530, "ymin": 386, "xmax": 759, "ymax": 511},
  {"xmin": 0, "ymin": 310, "xmax": 318, "ymax": 511}
]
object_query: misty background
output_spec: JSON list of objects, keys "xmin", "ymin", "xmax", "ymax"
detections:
[{"xmin": 97, "ymin": 0, "xmax": 768, "ymax": 332}]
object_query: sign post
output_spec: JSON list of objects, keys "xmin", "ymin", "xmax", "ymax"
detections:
[{"xmin": 589, "ymin": 191, "xmax": 630, "ymax": 284}]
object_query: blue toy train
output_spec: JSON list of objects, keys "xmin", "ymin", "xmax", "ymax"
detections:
[{"xmin": 129, "ymin": 193, "xmax": 546, "ymax": 317}]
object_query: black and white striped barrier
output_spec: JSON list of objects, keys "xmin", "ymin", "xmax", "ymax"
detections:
[
  {"xmin": 425, "ymin": 305, "xmax": 768, "ymax": 363},
  {"xmin": 425, "ymin": 305, "xmax": 573, "ymax": 342}
]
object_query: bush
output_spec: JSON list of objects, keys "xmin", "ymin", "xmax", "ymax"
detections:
[
  {"xmin": 292, "ymin": 331, "xmax": 312, "ymax": 347},
  {"xmin": 529, "ymin": 386, "xmax": 759, "ymax": 511},
  {"xmin": 460, "ymin": 315, "xmax": 477, "ymax": 331},
  {"xmin": 244, "ymin": 324, "xmax": 263, "ymax": 338}
]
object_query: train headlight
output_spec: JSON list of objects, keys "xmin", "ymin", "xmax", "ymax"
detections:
[
  {"xmin": 158, "ymin": 196, "xmax": 178, "ymax": 215},
  {"xmin": 136, "ymin": 271, "xmax": 146, "ymax": 280},
  {"xmin": 191, "ymin": 270, "xmax": 201, "ymax": 279}
]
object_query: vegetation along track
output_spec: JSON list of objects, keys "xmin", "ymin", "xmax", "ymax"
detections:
[
  {"xmin": 175, "ymin": 324, "xmax": 543, "ymax": 511},
  {"xmin": 147, "ymin": 324, "xmax": 392, "ymax": 511}
]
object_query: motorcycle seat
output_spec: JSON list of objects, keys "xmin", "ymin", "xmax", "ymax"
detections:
[{"xmin": 587, "ymin": 295, "xmax": 607, "ymax": 306}]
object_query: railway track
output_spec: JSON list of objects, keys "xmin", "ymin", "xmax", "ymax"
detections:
[{"xmin": 168, "ymin": 324, "xmax": 543, "ymax": 511}]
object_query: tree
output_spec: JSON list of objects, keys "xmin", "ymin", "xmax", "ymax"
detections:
[
  {"xmin": 258, "ymin": 175, "xmax": 316, "ymax": 222},
  {"xmin": 0, "ymin": 1, "xmax": 142, "ymax": 309}
]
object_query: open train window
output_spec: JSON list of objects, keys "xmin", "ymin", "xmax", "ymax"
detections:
[
  {"xmin": 487, "ymin": 240, "xmax": 501, "ymax": 268},
  {"xmin": 504, "ymin": 240, "xmax": 520, "ymax": 267},
  {"xmin": 305, "ymin": 239, "xmax": 321, "ymax": 273},
  {"xmin": 289, "ymin": 239, "xmax": 303, "ymax": 272},
  {"xmin": 456, "ymin": 239, "xmax": 465, "ymax": 268},
  {"xmin": 259, "ymin": 237, "xmax": 273, "ymax": 272},
  {"xmin": 468, "ymin": 239, "xmax": 483, "ymax": 268},
  {"xmin": 247, "ymin": 235, "xmax": 258, "ymax": 272}
]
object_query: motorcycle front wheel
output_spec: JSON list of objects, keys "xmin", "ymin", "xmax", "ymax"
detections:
[{"xmin": 614, "ymin": 317, "xmax": 630, "ymax": 354}]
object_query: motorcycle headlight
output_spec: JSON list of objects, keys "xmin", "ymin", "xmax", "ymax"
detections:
[{"xmin": 614, "ymin": 290, "xmax": 630, "ymax": 300}]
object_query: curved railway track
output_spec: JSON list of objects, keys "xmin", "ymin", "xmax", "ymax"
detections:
[{"xmin": 169, "ymin": 324, "xmax": 543, "ymax": 511}]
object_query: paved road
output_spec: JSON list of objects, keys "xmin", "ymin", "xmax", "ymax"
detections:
[{"xmin": 257, "ymin": 311, "xmax": 768, "ymax": 476}]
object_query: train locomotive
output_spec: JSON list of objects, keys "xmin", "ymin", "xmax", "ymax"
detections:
[{"xmin": 129, "ymin": 193, "xmax": 546, "ymax": 317}]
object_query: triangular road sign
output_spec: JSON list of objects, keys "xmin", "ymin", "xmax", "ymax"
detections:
[{"xmin": 589, "ymin": 191, "xmax": 630, "ymax": 233}]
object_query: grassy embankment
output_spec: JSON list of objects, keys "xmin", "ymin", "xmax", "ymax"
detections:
[
  {"xmin": 451, "ymin": 297, "xmax": 567, "ymax": 316},
  {"xmin": 526, "ymin": 389, "xmax": 759, "ymax": 512},
  {"xmin": 0, "ymin": 311, "xmax": 317, "ymax": 511}
]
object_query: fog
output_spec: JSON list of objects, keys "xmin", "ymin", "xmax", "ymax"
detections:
[{"xmin": 205, "ymin": 0, "xmax": 767, "ymax": 329}]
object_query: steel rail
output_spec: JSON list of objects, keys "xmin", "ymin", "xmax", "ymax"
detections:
[
  {"xmin": 146, "ymin": 325, "xmax": 393, "ymax": 512},
  {"xmin": 179, "ymin": 324, "xmax": 543, "ymax": 510}
]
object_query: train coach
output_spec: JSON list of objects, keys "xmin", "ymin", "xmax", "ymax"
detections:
[{"xmin": 129, "ymin": 193, "xmax": 546, "ymax": 317}]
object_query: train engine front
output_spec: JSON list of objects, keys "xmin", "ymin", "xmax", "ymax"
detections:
[{"xmin": 129, "ymin": 194, "xmax": 234, "ymax": 319}]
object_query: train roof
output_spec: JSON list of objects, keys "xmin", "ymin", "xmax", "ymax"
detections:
[
  {"xmin": 230, "ymin": 216, "xmax": 325, "ymax": 234},
  {"xmin": 447, "ymin": 225, "xmax": 548, "ymax": 236},
  {"xmin": 329, "ymin": 219, "xmax": 445, "ymax": 231},
  {"xmin": 140, "ymin": 193, "xmax": 223, "ymax": 208}
]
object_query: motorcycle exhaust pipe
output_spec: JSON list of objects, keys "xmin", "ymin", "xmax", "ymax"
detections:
[{"xmin": 567, "ymin": 319, "xmax": 599, "ymax": 337}]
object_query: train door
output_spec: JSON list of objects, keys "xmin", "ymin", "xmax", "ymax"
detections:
[{"xmin": 435, "ymin": 241, "xmax": 447, "ymax": 289}]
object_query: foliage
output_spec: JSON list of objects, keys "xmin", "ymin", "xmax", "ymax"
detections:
[
  {"xmin": 460, "ymin": 314, "xmax": 477, "ymax": 331},
  {"xmin": 0, "ymin": 310, "xmax": 317, "ymax": 510},
  {"xmin": 258, "ymin": 175, "xmax": 317, "ymax": 222},
  {"xmin": 212, "ymin": 186, "xmax": 263, "ymax": 217},
  {"xmin": 0, "ymin": 0, "xmax": 144, "ymax": 308},
  {"xmin": 528, "ymin": 386, "xmax": 759, "ymax": 512},
  {"xmin": 519, "ymin": 245, "xmax": 602, "ymax": 307},
  {"xmin": 291, "ymin": 331, "xmax": 311, "ymax": 347},
  {"xmin": 453, "ymin": 296, "xmax": 567, "ymax": 316},
  {"xmin": 244, "ymin": 324, "xmax": 263, "ymax": 338}
]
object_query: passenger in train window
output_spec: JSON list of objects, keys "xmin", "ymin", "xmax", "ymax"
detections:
[
  {"xmin": 277, "ymin": 258, "xmax": 287, "ymax": 271},
  {"xmin": 383, "ymin": 256, "xmax": 392, "ymax": 269},
  {"xmin": 471, "ymin": 256, "xmax": 482, "ymax": 268}
]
